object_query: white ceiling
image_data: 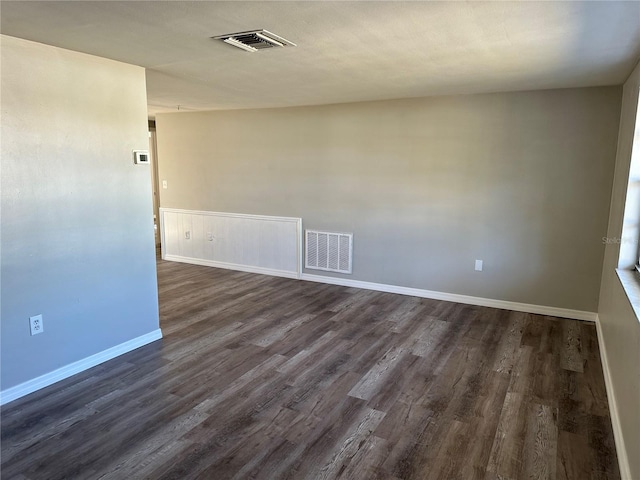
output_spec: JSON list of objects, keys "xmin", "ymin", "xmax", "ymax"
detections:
[{"xmin": 2, "ymin": 1, "xmax": 640, "ymax": 118}]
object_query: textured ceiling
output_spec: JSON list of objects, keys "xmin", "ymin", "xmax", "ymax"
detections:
[{"xmin": 2, "ymin": 1, "xmax": 640, "ymax": 117}]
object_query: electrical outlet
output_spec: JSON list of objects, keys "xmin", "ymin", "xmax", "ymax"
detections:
[
  {"xmin": 30, "ymin": 314, "xmax": 44, "ymax": 336},
  {"xmin": 185, "ymin": 231, "xmax": 191, "ymax": 240},
  {"xmin": 207, "ymin": 232, "xmax": 214, "ymax": 241},
  {"xmin": 475, "ymin": 259, "xmax": 483, "ymax": 272}
]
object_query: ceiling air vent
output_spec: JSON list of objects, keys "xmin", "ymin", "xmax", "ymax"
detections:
[{"xmin": 213, "ymin": 29, "xmax": 296, "ymax": 53}]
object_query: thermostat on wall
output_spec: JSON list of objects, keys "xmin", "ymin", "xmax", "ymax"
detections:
[{"xmin": 133, "ymin": 150, "xmax": 150, "ymax": 164}]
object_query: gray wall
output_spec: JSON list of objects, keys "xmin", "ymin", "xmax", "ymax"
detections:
[
  {"xmin": 157, "ymin": 88, "xmax": 621, "ymax": 312},
  {"xmin": 0, "ymin": 35, "xmax": 160, "ymax": 390},
  {"xmin": 598, "ymin": 59, "xmax": 640, "ymax": 480}
]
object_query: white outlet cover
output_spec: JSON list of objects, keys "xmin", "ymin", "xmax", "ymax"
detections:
[
  {"xmin": 162, "ymin": 180, "xmax": 168, "ymax": 189},
  {"xmin": 475, "ymin": 259, "xmax": 483, "ymax": 271},
  {"xmin": 30, "ymin": 314, "xmax": 44, "ymax": 335}
]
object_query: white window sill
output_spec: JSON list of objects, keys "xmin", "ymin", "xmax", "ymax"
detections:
[{"xmin": 615, "ymin": 269, "xmax": 640, "ymax": 323}]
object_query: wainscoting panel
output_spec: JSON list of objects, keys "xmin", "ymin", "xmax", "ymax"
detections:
[{"xmin": 159, "ymin": 208, "xmax": 302, "ymax": 278}]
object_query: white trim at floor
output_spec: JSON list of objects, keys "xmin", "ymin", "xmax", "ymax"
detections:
[
  {"xmin": 595, "ymin": 315, "xmax": 631, "ymax": 480},
  {"xmin": 300, "ymin": 273, "xmax": 597, "ymax": 322},
  {"xmin": 0, "ymin": 329, "xmax": 163, "ymax": 406},
  {"xmin": 164, "ymin": 254, "xmax": 300, "ymax": 280}
]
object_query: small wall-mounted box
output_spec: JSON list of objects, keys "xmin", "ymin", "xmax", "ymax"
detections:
[{"xmin": 133, "ymin": 150, "xmax": 150, "ymax": 165}]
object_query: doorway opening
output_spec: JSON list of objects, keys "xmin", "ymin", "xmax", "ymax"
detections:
[{"xmin": 148, "ymin": 120, "xmax": 161, "ymax": 254}]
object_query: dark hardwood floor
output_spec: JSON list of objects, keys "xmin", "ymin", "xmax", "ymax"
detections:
[{"xmin": 1, "ymin": 259, "xmax": 620, "ymax": 479}]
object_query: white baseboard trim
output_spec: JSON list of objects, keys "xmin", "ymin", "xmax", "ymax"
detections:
[
  {"xmin": 164, "ymin": 254, "xmax": 300, "ymax": 280},
  {"xmin": 595, "ymin": 315, "xmax": 631, "ymax": 480},
  {"xmin": 300, "ymin": 273, "xmax": 597, "ymax": 322},
  {"xmin": 0, "ymin": 329, "xmax": 163, "ymax": 406}
]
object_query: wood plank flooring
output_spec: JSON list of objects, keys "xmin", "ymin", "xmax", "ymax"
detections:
[{"xmin": 1, "ymin": 259, "xmax": 620, "ymax": 479}]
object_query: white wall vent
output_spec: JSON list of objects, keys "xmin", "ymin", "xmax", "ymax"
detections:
[{"xmin": 305, "ymin": 230, "xmax": 352, "ymax": 274}]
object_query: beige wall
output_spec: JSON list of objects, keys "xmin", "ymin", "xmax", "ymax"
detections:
[
  {"xmin": 598, "ymin": 59, "xmax": 640, "ymax": 480},
  {"xmin": 1, "ymin": 36, "xmax": 159, "ymax": 390},
  {"xmin": 156, "ymin": 87, "xmax": 621, "ymax": 312}
]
